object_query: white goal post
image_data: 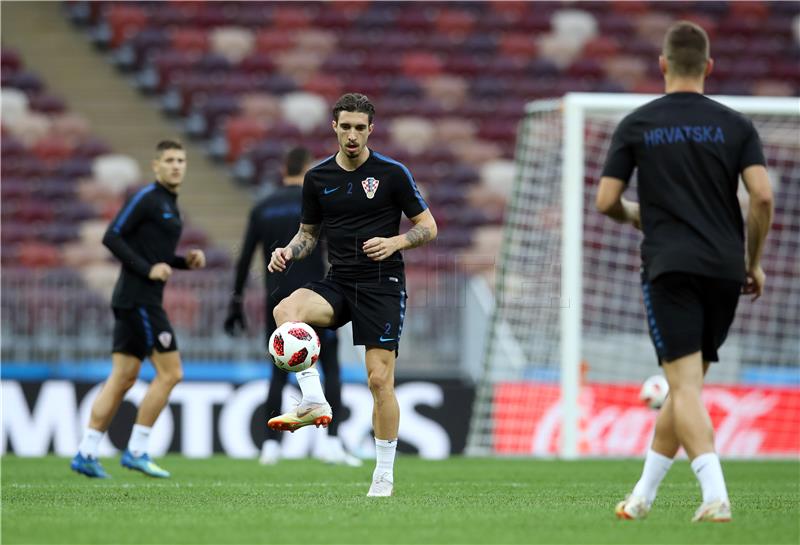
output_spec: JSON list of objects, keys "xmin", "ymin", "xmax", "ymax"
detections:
[{"xmin": 467, "ymin": 93, "xmax": 800, "ymax": 459}]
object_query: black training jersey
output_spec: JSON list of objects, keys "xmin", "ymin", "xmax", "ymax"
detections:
[
  {"xmin": 301, "ymin": 150, "xmax": 428, "ymax": 281},
  {"xmin": 233, "ymin": 185, "xmax": 326, "ymax": 304},
  {"xmin": 602, "ymin": 92, "xmax": 766, "ymax": 283},
  {"xmin": 103, "ymin": 182, "xmax": 188, "ymax": 308}
]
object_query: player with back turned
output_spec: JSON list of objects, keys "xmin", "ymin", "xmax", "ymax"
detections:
[
  {"xmin": 224, "ymin": 146, "xmax": 360, "ymax": 466},
  {"xmin": 267, "ymin": 93, "xmax": 438, "ymax": 496},
  {"xmin": 596, "ymin": 21, "xmax": 774, "ymax": 522},
  {"xmin": 71, "ymin": 140, "xmax": 206, "ymax": 478}
]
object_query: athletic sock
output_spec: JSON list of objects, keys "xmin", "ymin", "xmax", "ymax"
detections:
[
  {"xmin": 691, "ymin": 452, "xmax": 729, "ymax": 503},
  {"xmin": 297, "ymin": 367, "xmax": 327, "ymax": 404},
  {"xmin": 127, "ymin": 424, "xmax": 152, "ymax": 457},
  {"xmin": 78, "ymin": 428, "xmax": 103, "ymax": 459},
  {"xmin": 631, "ymin": 449, "xmax": 674, "ymax": 505},
  {"xmin": 373, "ymin": 438, "xmax": 397, "ymax": 482}
]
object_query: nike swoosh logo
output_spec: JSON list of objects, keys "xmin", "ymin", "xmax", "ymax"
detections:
[
  {"xmin": 379, "ymin": 336, "xmax": 395, "ymax": 342},
  {"xmin": 323, "ymin": 186, "xmax": 340, "ymax": 195},
  {"xmin": 295, "ymin": 407, "xmax": 316, "ymax": 418},
  {"xmin": 162, "ymin": 213, "xmax": 173, "ymax": 219}
]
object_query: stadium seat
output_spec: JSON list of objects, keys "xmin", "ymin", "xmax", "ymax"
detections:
[
  {"xmin": 28, "ymin": 93, "xmax": 66, "ymax": 114},
  {"xmin": 280, "ymin": 91, "xmax": 328, "ymax": 133},
  {"xmin": 92, "ymin": 154, "xmax": 141, "ymax": 193},
  {"xmin": 170, "ymin": 28, "xmax": 209, "ymax": 53},
  {"xmin": 210, "ymin": 27, "xmax": 255, "ymax": 64},
  {"xmin": 105, "ymin": 4, "xmax": 148, "ymax": 48},
  {"xmin": 435, "ymin": 8, "xmax": 476, "ymax": 36},
  {"xmin": 32, "ymin": 136, "xmax": 74, "ymax": 163},
  {"xmin": 1, "ymin": 88, "xmax": 29, "ymax": 123},
  {"xmin": 17, "ymin": 242, "xmax": 62, "ymax": 269}
]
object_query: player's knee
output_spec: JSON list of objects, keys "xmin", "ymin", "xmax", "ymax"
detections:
[
  {"xmin": 159, "ymin": 366, "xmax": 183, "ymax": 387},
  {"xmin": 273, "ymin": 299, "xmax": 294, "ymax": 326},
  {"xmin": 667, "ymin": 379, "xmax": 701, "ymax": 399},
  {"xmin": 118, "ymin": 373, "xmax": 138, "ymax": 392},
  {"xmin": 367, "ymin": 367, "xmax": 394, "ymax": 395}
]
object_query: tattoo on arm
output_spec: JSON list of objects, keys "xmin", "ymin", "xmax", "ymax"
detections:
[
  {"xmin": 404, "ymin": 223, "xmax": 433, "ymax": 249},
  {"xmin": 288, "ymin": 224, "xmax": 320, "ymax": 260}
]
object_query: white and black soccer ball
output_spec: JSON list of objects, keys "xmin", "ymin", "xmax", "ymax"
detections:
[
  {"xmin": 639, "ymin": 374, "xmax": 669, "ymax": 410},
  {"xmin": 268, "ymin": 321, "xmax": 320, "ymax": 373}
]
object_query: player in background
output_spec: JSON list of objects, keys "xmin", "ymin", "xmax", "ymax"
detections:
[
  {"xmin": 71, "ymin": 140, "xmax": 206, "ymax": 478},
  {"xmin": 224, "ymin": 146, "xmax": 361, "ymax": 467},
  {"xmin": 596, "ymin": 21, "xmax": 773, "ymax": 522},
  {"xmin": 267, "ymin": 93, "xmax": 438, "ymax": 496}
]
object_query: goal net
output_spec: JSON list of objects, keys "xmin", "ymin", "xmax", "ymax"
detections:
[{"xmin": 466, "ymin": 93, "xmax": 800, "ymax": 459}]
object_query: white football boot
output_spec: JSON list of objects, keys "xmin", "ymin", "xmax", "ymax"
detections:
[
  {"xmin": 615, "ymin": 495, "xmax": 650, "ymax": 520},
  {"xmin": 367, "ymin": 472, "xmax": 394, "ymax": 497},
  {"xmin": 692, "ymin": 499, "xmax": 732, "ymax": 522}
]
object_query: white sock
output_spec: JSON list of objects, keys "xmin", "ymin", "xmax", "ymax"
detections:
[
  {"xmin": 631, "ymin": 449, "xmax": 674, "ymax": 505},
  {"xmin": 260, "ymin": 439, "xmax": 280, "ymax": 460},
  {"xmin": 373, "ymin": 438, "xmax": 397, "ymax": 482},
  {"xmin": 127, "ymin": 424, "xmax": 151, "ymax": 457},
  {"xmin": 78, "ymin": 428, "xmax": 104, "ymax": 458},
  {"xmin": 261, "ymin": 439, "xmax": 280, "ymax": 454},
  {"xmin": 297, "ymin": 367, "xmax": 327, "ymax": 404},
  {"xmin": 691, "ymin": 452, "xmax": 729, "ymax": 503},
  {"xmin": 327, "ymin": 435, "xmax": 345, "ymax": 454}
]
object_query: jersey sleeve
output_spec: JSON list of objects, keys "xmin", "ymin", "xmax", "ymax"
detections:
[
  {"xmin": 232, "ymin": 207, "xmax": 260, "ymax": 297},
  {"xmin": 301, "ymin": 172, "xmax": 322, "ymax": 225},
  {"xmin": 738, "ymin": 119, "xmax": 766, "ymax": 172},
  {"xmin": 601, "ymin": 116, "xmax": 636, "ymax": 184},
  {"xmin": 393, "ymin": 164, "xmax": 429, "ymax": 218},
  {"xmin": 102, "ymin": 189, "xmax": 153, "ymax": 278}
]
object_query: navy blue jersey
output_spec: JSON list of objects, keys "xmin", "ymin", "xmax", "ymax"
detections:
[
  {"xmin": 233, "ymin": 185, "xmax": 326, "ymax": 303},
  {"xmin": 301, "ymin": 150, "xmax": 428, "ymax": 282},
  {"xmin": 602, "ymin": 92, "xmax": 766, "ymax": 282},
  {"xmin": 103, "ymin": 182, "xmax": 188, "ymax": 308}
]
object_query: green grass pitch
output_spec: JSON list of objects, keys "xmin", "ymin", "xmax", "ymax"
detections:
[{"xmin": 2, "ymin": 456, "xmax": 798, "ymax": 544}]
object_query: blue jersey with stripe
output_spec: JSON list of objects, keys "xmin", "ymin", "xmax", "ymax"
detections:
[
  {"xmin": 103, "ymin": 182, "xmax": 186, "ymax": 308},
  {"xmin": 301, "ymin": 150, "xmax": 428, "ymax": 281}
]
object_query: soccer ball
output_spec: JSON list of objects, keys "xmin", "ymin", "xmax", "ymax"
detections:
[
  {"xmin": 268, "ymin": 321, "xmax": 320, "ymax": 373},
  {"xmin": 639, "ymin": 374, "xmax": 669, "ymax": 410}
]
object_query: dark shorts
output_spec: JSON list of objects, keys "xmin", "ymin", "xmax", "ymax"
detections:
[
  {"xmin": 112, "ymin": 306, "xmax": 177, "ymax": 360},
  {"xmin": 641, "ymin": 270, "xmax": 741, "ymax": 364},
  {"xmin": 304, "ymin": 276, "xmax": 407, "ymax": 353}
]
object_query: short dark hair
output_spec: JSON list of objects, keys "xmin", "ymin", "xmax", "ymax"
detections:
[
  {"xmin": 156, "ymin": 139, "xmax": 184, "ymax": 157},
  {"xmin": 332, "ymin": 93, "xmax": 375, "ymax": 124},
  {"xmin": 663, "ymin": 21, "xmax": 710, "ymax": 77},
  {"xmin": 285, "ymin": 146, "xmax": 311, "ymax": 176}
]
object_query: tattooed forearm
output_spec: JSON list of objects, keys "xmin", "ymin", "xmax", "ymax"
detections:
[
  {"xmin": 404, "ymin": 223, "xmax": 434, "ymax": 249},
  {"xmin": 288, "ymin": 224, "xmax": 320, "ymax": 260}
]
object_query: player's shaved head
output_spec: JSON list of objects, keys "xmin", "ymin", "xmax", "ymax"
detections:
[
  {"xmin": 663, "ymin": 21, "xmax": 710, "ymax": 77},
  {"xmin": 285, "ymin": 146, "xmax": 311, "ymax": 177}
]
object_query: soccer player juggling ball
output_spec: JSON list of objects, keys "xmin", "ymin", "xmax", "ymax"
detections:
[
  {"xmin": 596, "ymin": 22, "xmax": 773, "ymax": 522},
  {"xmin": 267, "ymin": 93, "xmax": 438, "ymax": 497}
]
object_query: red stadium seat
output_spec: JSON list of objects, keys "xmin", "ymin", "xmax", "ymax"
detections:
[
  {"xmin": 17, "ymin": 242, "xmax": 62, "ymax": 268},
  {"xmin": 32, "ymin": 136, "xmax": 74, "ymax": 163},
  {"xmin": 105, "ymin": 5, "xmax": 149, "ymax": 48},
  {"xmin": 224, "ymin": 116, "xmax": 267, "ymax": 162},
  {"xmin": 170, "ymin": 28, "xmax": 209, "ymax": 53},
  {"xmin": 499, "ymin": 33, "xmax": 539, "ymax": 60},
  {"xmin": 401, "ymin": 52, "xmax": 444, "ymax": 78},
  {"xmin": 272, "ymin": 5, "xmax": 315, "ymax": 30},
  {"xmin": 435, "ymin": 8, "xmax": 476, "ymax": 36}
]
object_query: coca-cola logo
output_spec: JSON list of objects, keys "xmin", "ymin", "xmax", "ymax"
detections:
[{"xmin": 494, "ymin": 383, "xmax": 800, "ymax": 457}]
